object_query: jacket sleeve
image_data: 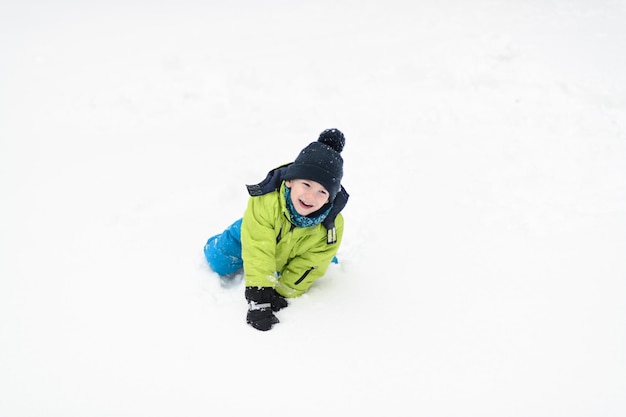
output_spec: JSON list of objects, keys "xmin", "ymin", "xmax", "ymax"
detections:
[
  {"xmin": 275, "ymin": 214, "xmax": 344, "ymax": 298},
  {"xmin": 241, "ymin": 195, "xmax": 280, "ymax": 288}
]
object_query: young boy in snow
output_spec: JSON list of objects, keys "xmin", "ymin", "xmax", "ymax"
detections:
[{"xmin": 203, "ymin": 128, "xmax": 349, "ymax": 331}]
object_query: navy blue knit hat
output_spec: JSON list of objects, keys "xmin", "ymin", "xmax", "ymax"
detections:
[{"xmin": 284, "ymin": 129, "xmax": 345, "ymax": 200}]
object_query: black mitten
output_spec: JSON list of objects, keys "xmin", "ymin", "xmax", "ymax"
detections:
[
  {"xmin": 245, "ymin": 287, "xmax": 280, "ymax": 331},
  {"xmin": 246, "ymin": 308, "xmax": 279, "ymax": 331},
  {"xmin": 271, "ymin": 290, "xmax": 288, "ymax": 312}
]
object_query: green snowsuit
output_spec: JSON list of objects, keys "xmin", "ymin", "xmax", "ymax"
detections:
[{"xmin": 242, "ymin": 181, "xmax": 344, "ymax": 298}]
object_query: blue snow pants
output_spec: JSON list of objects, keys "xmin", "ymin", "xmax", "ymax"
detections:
[{"xmin": 203, "ymin": 218, "xmax": 244, "ymax": 276}]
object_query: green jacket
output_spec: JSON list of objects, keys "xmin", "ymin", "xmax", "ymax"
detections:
[{"xmin": 241, "ymin": 181, "xmax": 344, "ymax": 298}]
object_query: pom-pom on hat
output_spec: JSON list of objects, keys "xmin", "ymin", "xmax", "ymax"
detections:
[
  {"xmin": 317, "ymin": 128, "xmax": 345, "ymax": 153},
  {"xmin": 284, "ymin": 128, "xmax": 345, "ymax": 200}
]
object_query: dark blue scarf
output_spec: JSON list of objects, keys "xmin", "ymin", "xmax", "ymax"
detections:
[{"xmin": 284, "ymin": 186, "xmax": 332, "ymax": 228}]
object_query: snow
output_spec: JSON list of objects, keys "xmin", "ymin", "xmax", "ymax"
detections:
[{"xmin": 1, "ymin": 0, "xmax": 625, "ymax": 415}]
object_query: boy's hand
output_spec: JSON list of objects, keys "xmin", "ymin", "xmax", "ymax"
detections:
[
  {"xmin": 245, "ymin": 286, "xmax": 284, "ymax": 331},
  {"xmin": 271, "ymin": 290, "xmax": 288, "ymax": 312},
  {"xmin": 246, "ymin": 306, "xmax": 279, "ymax": 331}
]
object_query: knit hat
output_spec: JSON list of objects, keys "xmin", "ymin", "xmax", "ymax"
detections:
[{"xmin": 284, "ymin": 128, "xmax": 345, "ymax": 200}]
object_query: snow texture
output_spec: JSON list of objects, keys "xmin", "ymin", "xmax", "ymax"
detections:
[{"xmin": 1, "ymin": 1, "xmax": 625, "ymax": 416}]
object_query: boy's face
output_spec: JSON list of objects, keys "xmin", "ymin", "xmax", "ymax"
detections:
[{"xmin": 285, "ymin": 179, "xmax": 330, "ymax": 216}]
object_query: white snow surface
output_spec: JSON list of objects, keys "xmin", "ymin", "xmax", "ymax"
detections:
[{"xmin": 1, "ymin": 1, "xmax": 626, "ymax": 416}]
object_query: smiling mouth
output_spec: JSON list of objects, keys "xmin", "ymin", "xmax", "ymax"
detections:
[{"xmin": 299, "ymin": 199, "xmax": 313, "ymax": 209}]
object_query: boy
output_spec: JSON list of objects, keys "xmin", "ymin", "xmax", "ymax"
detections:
[{"xmin": 203, "ymin": 128, "xmax": 349, "ymax": 331}]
